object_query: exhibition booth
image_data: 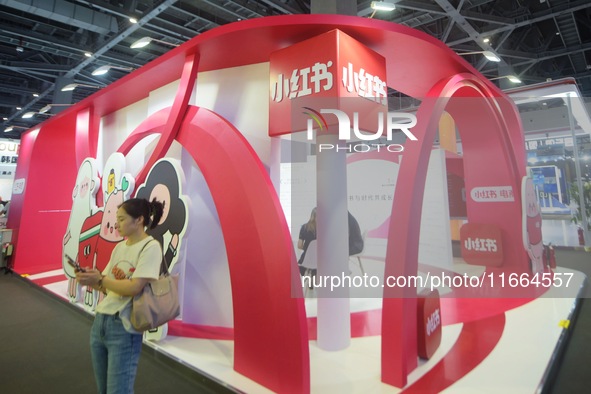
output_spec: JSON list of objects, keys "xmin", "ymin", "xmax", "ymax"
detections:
[{"xmin": 6, "ymin": 15, "xmax": 587, "ymax": 393}]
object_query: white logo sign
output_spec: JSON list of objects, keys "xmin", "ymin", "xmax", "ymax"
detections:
[
  {"xmin": 305, "ymin": 109, "xmax": 418, "ymax": 153},
  {"xmin": 470, "ymin": 186, "xmax": 514, "ymax": 202}
]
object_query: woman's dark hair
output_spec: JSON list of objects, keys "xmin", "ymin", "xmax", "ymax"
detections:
[{"xmin": 119, "ymin": 198, "xmax": 164, "ymax": 230}]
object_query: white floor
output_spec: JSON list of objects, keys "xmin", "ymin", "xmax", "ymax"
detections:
[
  {"xmin": 30, "ymin": 264, "xmax": 586, "ymax": 394},
  {"xmin": 542, "ymin": 218, "xmax": 583, "ymax": 247}
]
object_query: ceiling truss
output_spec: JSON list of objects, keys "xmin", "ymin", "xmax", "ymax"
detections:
[{"xmin": 1, "ymin": 0, "xmax": 590, "ymax": 137}]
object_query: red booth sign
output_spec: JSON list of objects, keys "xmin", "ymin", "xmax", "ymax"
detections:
[
  {"xmin": 269, "ymin": 29, "xmax": 387, "ymax": 137},
  {"xmin": 460, "ymin": 223, "xmax": 504, "ymax": 267},
  {"xmin": 417, "ymin": 288, "xmax": 442, "ymax": 360}
]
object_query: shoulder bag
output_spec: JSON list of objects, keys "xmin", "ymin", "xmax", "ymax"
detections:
[{"xmin": 130, "ymin": 240, "xmax": 180, "ymax": 331}]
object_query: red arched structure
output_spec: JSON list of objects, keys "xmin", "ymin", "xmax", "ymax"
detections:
[
  {"xmin": 382, "ymin": 73, "xmax": 527, "ymax": 387},
  {"xmin": 9, "ymin": 14, "xmax": 530, "ymax": 393},
  {"xmin": 114, "ymin": 105, "xmax": 310, "ymax": 393}
]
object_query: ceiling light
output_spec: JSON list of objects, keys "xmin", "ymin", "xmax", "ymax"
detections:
[
  {"xmin": 32, "ymin": 93, "xmax": 39, "ymax": 97},
  {"xmin": 22, "ymin": 112, "xmax": 36, "ymax": 119},
  {"xmin": 129, "ymin": 16, "xmax": 138, "ymax": 24},
  {"xmin": 61, "ymin": 83, "xmax": 103, "ymax": 92},
  {"xmin": 371, "ymin": 1, "xmax": 396, "ymax": 11},
  {"xmin": 92, "ymin": 65, "xmax": 134, "ymax": 76},
  {"xmin": 84, "ymin": 52, "xmax": 92, "ymax": 57},
  {"xmin": 489, "ymin": 75, "xmax": 522, "ymax": 84},
  {"xmin": 457, "ymin": 50, "xmax": 501, "ymax": 62},
  {"xmin": 130, "ymin": 36, "xmax": 179, "ymax": 49},
  {"xmin": 39, "ymin": 103, "xmax": 73, "ymax": 113},
  {"xmin": 4, "ymin": 125, "xmax": 27, "ymax": 133},
  {"xmin": 130, "ymin": 37, "xmax": 151, "ymax": 49},
  {"xmin": 483, "ymin": 38, "xmax": 490, "ymax": 43},
  {"xmin": 16, "ymin": 106, "xmax": 21, "ymax": 110}
]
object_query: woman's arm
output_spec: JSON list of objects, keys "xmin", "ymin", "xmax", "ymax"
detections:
[
  {"xmin": 76, "ymin": 269, "xmax": 149, "ymax": 297},
  {"xmin": 101, "ymin": 275, "xmax": 149, "ymax": 297},
  {"xmin": 297, "ymin": 239, "xmax": 304, "ymax": 250}
]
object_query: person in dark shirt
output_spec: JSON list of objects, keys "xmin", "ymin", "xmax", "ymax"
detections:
[
  {"xmin": 297, "ymin": 208, "xmax": 364, "ymax": 275},
  {"xmin": 297, "ymin": 208, "xmax": 316, "ymax": 274},
  {"xmin": 348, "ymin": 211, "xmax": 364, "ymax": 256}
]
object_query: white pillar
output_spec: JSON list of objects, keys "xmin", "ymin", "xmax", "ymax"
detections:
[
  {"xmin": 310, "ymin": 0, "xmax": 356, "ymax": 352},
  {"xmin": 316, "ymin": 132, "xmax": 350, "ymax": 350}
]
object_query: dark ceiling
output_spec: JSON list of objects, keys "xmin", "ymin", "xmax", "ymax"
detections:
[{"xmin": 1, "ymin": 0, "xmax": 591, "ymax": 139}]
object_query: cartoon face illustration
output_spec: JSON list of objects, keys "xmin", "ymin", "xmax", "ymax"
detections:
[
  {"xmin": 76, "ymin": 211, "xmax": 102, "ymax": 271},
  {"xmin": 101, "ymin": 189, "xmax": 123, "ymax": 242},
  {"xmin": 150, "ymin": 184, "xmax": 171, "ymax": 225},
  {"xmin": 524, "ymin": 179, "xmax": 542, "ymax": 246},
  {"xmin": 63, "ymin": 158, "xmax": 99, "ymax": 278},
  {"xmin": 522, "ymin": 177, "xmax": 543, "ymax": 272},
  {"xmin": 525, "ymin": 180, "xmax": 540, "ymax": 218},
  {"xmin": 107, "ymin": 169, "xmax": 116, "ymax": 195},
  {"xmin": 135, "ymin": 159, "xmax": 189, "ymax": 272}
]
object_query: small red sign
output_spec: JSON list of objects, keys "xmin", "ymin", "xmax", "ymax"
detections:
[
  {"xmin": 460, "ymin": 223, "xmax": 504, "ymax": 267},
  {"xmin": 417, "ymin": 288, "xmax": 442, "ymax": 360}
]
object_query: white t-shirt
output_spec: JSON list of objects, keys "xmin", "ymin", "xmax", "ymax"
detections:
[{"xmin": 96, "ymin": 236, "xmax": 162, "ymax": 332}]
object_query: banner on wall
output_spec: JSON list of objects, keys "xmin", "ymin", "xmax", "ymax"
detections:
[
  {"xmin": 62, "ymin": 154, "xmax": 189, "ymax": 339},
  {"xmin": 0, "ymin": 139, "xmax": 19, "ymax": 179}
]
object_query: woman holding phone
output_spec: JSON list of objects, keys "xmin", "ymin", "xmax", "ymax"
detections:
[{"xmin": 76, "ymin": 198, "xmax": 163, "ymax": 394}]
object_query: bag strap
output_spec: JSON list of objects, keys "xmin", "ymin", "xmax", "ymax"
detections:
[{"xmin": 137, "ymin": 239, "xmax": 167, "ymax": 276}]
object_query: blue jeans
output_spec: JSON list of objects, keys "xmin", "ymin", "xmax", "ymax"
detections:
[{"xmin": 90, "ymin": 313, "xmax": 143, "ymax": 394}]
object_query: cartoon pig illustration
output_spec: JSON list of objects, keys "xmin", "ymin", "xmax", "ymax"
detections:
[{"xmin": 522, "ymin": 177, "xmax": 544, "ymax": 273}]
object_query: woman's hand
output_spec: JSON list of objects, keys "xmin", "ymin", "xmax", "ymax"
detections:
[{"xmin": 75, "ymin": 269, "xmax": 102, "ymax": 287}]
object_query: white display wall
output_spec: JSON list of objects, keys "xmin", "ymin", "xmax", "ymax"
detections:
[
  {"xmin": 280, "ymin": 148, "xmax": 453, "ymax": 269},
  {"xmin": 91, "ymin": 61, "xmax": 453, "ymax": 327},
  {"xmin": 93, "ymin": 62, "xmax": 272, "ymax": 328}
]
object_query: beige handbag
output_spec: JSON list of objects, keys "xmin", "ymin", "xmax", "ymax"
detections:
[{"xmin": 130, "ymin": 241, "xmax": 180, "ymax": 331}]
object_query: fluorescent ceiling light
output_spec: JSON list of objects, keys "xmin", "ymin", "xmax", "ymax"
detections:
[
  {"xmin": 490, "ymin": 75, "xmax": 522, "ymax": 84},
  {"xmin": 39, "ymin": 103, "xmax": 72, "ymax": 113},
  {"xmin": 131, "ymin": 37, "xmax": 152, "ymax": 49},
  {"xmin": 92, "ymin": 65, "xmax": 111, "ymax": 76},
  {"xmin": 457, "ymin": 50, "xmax": 501, "ymax": 62},
  {"xmin": 22, "ymin": 112, "xmax": 35, "ymax": 119},
  {"xmin": 92, "ymin": 65, "xmax": 133, "ymax": 76},
  {"xmin": 371, "ymin": 1, "xmax": 396, "ymax": 11},
  {"xmin": 130, "ymin": 37, "xmax": 179, "ymax": 49},
  {"xmin": 61, "ymin": 83, "xmax": 103, "ymax": 92},
  {"xmin": 61, "ymin": 84, "xmax": 77, "ymax": 91},
  {"xmin": 3, "ymin": 125, "xmax": 27, "ymax": 132},
  {"xmin": 482, "ymin": 51, "xmax": 501, "ymax": 62}
]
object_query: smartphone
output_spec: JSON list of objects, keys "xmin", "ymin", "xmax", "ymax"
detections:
[{"xmin": 66, "ymin": 255, "xmax": 85, "ymax": 272}]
